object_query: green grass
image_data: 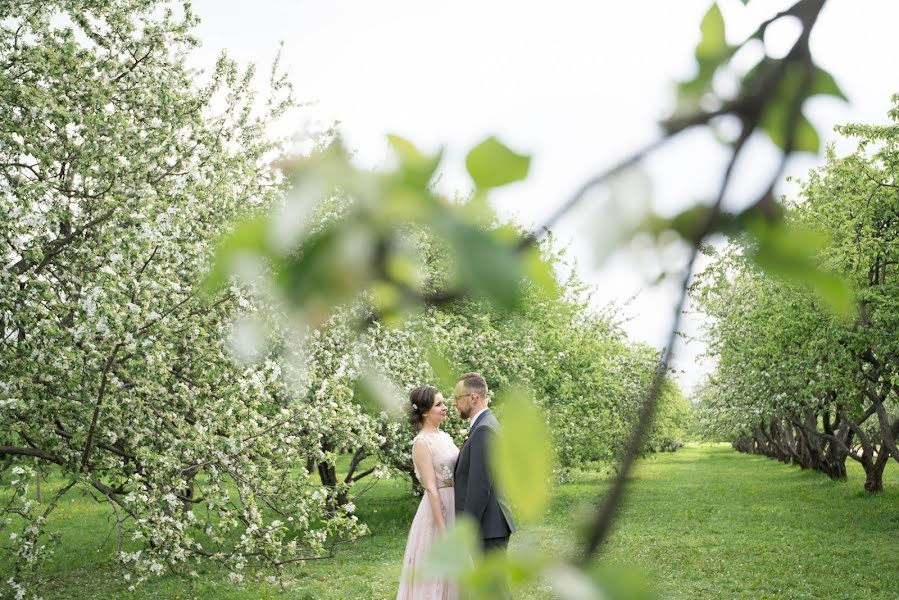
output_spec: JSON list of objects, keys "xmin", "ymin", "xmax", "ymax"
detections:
[{"xmin": 3, "ymin": 445, "xmax": 898, "ymax": 599}]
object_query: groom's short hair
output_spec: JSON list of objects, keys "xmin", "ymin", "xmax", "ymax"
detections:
[{"xmin": 458, "ymin": 372, "xmax": 487, "ymax": 397}]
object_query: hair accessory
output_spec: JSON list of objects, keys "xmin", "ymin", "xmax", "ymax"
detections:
[{"xmin": 412, "ymin": 403, "xmax": 419, "ymax": 410}]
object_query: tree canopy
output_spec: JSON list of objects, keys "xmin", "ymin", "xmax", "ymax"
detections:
[{"xmin": 693, "ymin": 94, "xmax": 899, "ymax": 493}]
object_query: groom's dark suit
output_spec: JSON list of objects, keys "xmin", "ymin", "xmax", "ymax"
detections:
[{"xmin": 453, "ymin": 409, "xmax": 515, "ymax": 548}]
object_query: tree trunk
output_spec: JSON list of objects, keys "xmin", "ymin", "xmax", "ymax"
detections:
[
  {"xmin": 862, "ymin": 448, "xmax": 889, "ymax": 493},
  {"xmin": 782, "ymin": 417, "xmax": 806, "ymax": 467},
  {"xmin": 766, "ymin": 419, "xmax": 791, "ymax": 464},
  {"xmin": 822, "ymin": 409, "xmax": 848, "ymax": 481},
  {"xmin": 732, "ymin": 437, "xmax": 753, "ymax": 453},
  {"xmin": 317, "ymin": 461, "xmax": 347, "ymax": 508},
  {"xmin": 867, "ymin": 381, "xmax": 899, "ymax": 463},
  {"xmin": 751, "ymin": 427, "xmax": 768, "ymax": 455}
]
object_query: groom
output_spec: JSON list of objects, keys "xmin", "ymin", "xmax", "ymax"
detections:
[{"xmin": 452, "ymin": 372, "xmax": 515, "ymax": 551}]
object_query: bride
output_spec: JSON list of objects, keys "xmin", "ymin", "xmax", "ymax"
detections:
[{"xmin": 396, "ymin": 386, "xmax": 460, "ymax": 600}]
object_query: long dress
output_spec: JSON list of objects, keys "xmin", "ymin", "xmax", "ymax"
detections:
[{"xmin": 396, "ymin": 429, "xmax": 460, "ymax": 600}]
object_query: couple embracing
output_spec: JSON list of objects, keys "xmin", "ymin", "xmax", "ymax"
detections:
[{"xmin": 396, "ymin": 372, "xmax": 516, "ymax": 599}]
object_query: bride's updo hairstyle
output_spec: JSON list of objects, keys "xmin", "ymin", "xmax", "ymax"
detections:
[{"xmin": 408, "ymin": 386, "xmax": 438, "ymax": 428}]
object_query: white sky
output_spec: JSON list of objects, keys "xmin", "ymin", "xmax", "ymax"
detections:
[{"xmin": 189, "ymin": 0, "xmax": 899, "ymax": 394}]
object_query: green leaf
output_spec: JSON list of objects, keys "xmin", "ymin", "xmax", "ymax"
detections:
[
  {"xmin": 640, "ymin": 204, "xmax": 742, "ymax": 245},
  {"xmin": 370, "ymin": 281, "xmax": 400, "ymax": 315},
  {"xmin": 761, "ymin": 101, "xmax": 820, "ymax": 154},
  {"xmin": 809, "ymin": 273, "xmax": 855, "ymax": 317},
  {"xmin": 669, "ymin": 2, "xmax": 733, "ymax": 118},
  {"xmin": 544, "ymin": 564, "xmax": 606, "ymax": 600},
  {"xmin": 665, "ymin": 204, "xmax": 711, "ymax": 241},
  {"xmin": 421, "ymin": 517, "xmax": 544, "ymax": 598},
  {"xmin": 387, "ymin": 134, "xmax": 426, "ymax": 164},
  {"xmin": 426, "ymin": 345, "xmax": 460, "ymax": 392},
  {"xmin": 442, "ymin": 221, "xmax": 524, "ymax": 310},
  {"xmin": 523, "ymin": 246, "xmax": 560, "ymax": 300},
  {"xmin": 490, "ymin": 387, "xmax": 553, "ymax": 524},
  {"xmin": 809, "ymin": 66, "xmax": 848, "ymax": 102},
  {"xmin": 387, "ymin": 133, "xmax": 444, "ymax": 189},
  {"xmin": 756, "ymin": 62, "xmax": 845, "ymax": 155},
  {"xmin": 275, "ymin": 223, "xmax": 374, "ymax": 312},
  {"xmin": 696, "ymin": 3, "xmax": 726, "ymax": 60},
  {"xmin": 204, "ymin": 214, "xmax": 272, "ymax": 295},
  {"xmin": 463, "ymin": 551, "xmax": 542, "ymax": 598},
  {"xmin": 352, "ymin": 370, "xmax": 402, "ymax": 418},
  {"xmin": 793, "ymin": 114, "xmax": 821, "ymax": 154},
  {"xmin": 589, "ymin": 563, "xmax": 657, "ymax": 600},
  {"xmin": 546, "ymin": 562, "xmax": 657, "ymax": 600},
  {"xmin": 420, "ymin": 516, "xmax": 481, "ymax": 580},
  {"xmin": 747, "ymin": 219, "xmax": 854, "ymax": 317},
  {"xmin": 465, "ymin": 136, "xmax": 531, "ymax": 190}
]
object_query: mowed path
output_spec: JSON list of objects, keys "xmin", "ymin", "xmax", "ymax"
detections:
[
  {"xmin": 574, "ymin": 445, "xmax": 899, "ymax": 600},
  {"xmin": 8, "ymin": 445, "xmax": 899, "ymax": 599}
]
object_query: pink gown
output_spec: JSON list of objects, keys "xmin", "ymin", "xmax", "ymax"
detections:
[{"xmin": 396, "ymin": 430, "xmax": 460, "ymax": 600}]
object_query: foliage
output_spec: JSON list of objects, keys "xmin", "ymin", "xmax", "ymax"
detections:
[
  {"xmin": 263, "ymin": 192, "xmax": 691, "ymax": 495},
  {"xmin": 5, "ymin": 447, "xmax": 897, "ymax": 599},
  {"xmin": 644, "ymin": 380, "xmax": 691, "ymax": 453},
  {"xmin": 0, "ymin": 1, "xmax": 373, "ymax": 595},
  {"xmin": 0, "ymin": 0, "xmax": 862, "ymax": 596},
  {"xmin": 692, "ymin": 94, "xmax": 899, "ymax": 492},
  {"xmin": 0, "ymin": 5, "xmax": 690, "ymax": 594},
  {"xmin": 207, "ymin": 0, "xmax": 856, "ymax": 593}
]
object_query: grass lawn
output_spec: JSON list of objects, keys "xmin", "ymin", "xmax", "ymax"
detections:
[{"xmin": 3, "ymin": 444, "xmax": 898, "ymax": 599}]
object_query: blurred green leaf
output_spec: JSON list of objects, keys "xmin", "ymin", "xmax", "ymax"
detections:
[
  {"xmin": 523, "ymin": 246, "xmax": 560, "ymax": 299},
  {"xmin": 466, "ymin": 136, "xmax": 531, "ymax": 190},
  {"xmin": 204, "ymin": 213, "xmax": 272, "ymax": 295},
  {"xmin": 352, "ymin": 369, "xmax": 404, "ymax": 417},
  {"xmin": 275, "ymin": 224, "xmax": 375, "ymax": 311},
  {"xmin": 443, "ymin": 221, "xmax": 524, "ymax": 310},
  {"xmin": 640, "ymin": 204, "xmax": 744, "ymax": 246},
  {"xmin": 420, "ymin": 516, "xmax": 481, "ymax": 580},
  {"xmin": 677, "ymin": 2, "xmax": 732, "ymax": 102},
  {"xmin": 696, "ymin": 3, "xmax": 725, "ymax": 60},
  {"xmin": 381, "ymin": 188, "xmax": 436, "ymax": 223},
  {"xmin": 809, "ymin": 66, "xmax": 848, "ymax": 102},
  {"xmin": 427, "ymin": 345, "xmax": 460, "ymax": 393},
  {"xmin": 544, "ymin": 564, "xmax": 605, "ymax": 600},
  {"xmin": 755, "ymin": 63, "xmax": 847, "ymax": 155},
  {"xmin": 370, "ymin": 281, "xmax": 400, "ymax": 316},
  {"xmin": 212, "ymin": 131, "xmax": 550, "ymax": 328},
  {"xmin": 747, "ymin": 219, "xmax": 854, "ymax": 317},
  {"xmin": 491, "ymin": 387, "xmax": 553, "ymax": 523},
  {"xmin": 762, "ymin": 106, "xmax": 820, "ymax": 154},
  {"xmin": 388, "ymin": 133, "xmax": 444, "ymax": 189},
  {"xmin": 463, "ymin": 550, "xmax": 542, "ymax": 599},
  {"xmin": 546, "ymin": 563, "xmax": 656, "ymax": 600},
  {"xmin": 388, "ymin": 134, "xmax": 427, "ymax": 165},
  {"xmin": 589, "ymin": 563, "xmax": 657, "ymax": 600},
  {"xmin": 792, "ymin": 114, "xmax": 821, "ymax": 154},
  {"xmin": 654, "ymin": 205, "xmax": 711, "ymax": 242}
]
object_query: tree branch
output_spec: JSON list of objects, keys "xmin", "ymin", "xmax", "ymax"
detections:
[{"xmin": 80, "ymin": 343, "xmax": 123, "ymax": 471}]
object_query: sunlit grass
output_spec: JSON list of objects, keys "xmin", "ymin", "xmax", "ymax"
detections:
[{"xmin": 2, "ymin": 446, "xmax": 897, "ymax": 599}]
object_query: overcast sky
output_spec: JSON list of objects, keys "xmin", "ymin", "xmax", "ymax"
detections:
[{"xmin": 189, "ymin": 0, "xmax": 899, "ymax": 394}]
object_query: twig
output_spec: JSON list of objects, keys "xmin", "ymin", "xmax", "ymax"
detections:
[{"xmin": 579, "ymin": 115, "xmax": 754, "ymax": 563}]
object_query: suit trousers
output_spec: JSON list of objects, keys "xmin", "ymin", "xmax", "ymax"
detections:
[
  {"xmin": 481, "ymin": 536, "xmax": 513, "ymax": 598},
  {"xmin": 482, "ymin": 536, "xmax": 510, "ymax": 552}
]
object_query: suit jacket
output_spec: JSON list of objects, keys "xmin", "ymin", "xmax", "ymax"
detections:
[{"xmin": 453, "ymin": 409, "xmax": 516, "ymax": 539}]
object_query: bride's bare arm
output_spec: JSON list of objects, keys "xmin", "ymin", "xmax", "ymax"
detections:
[{"xmin": 412, "ymin": 438, "xmax": 446, "ymax": 533}]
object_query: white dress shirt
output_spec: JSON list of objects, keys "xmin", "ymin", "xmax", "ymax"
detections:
[{"xmin": 468, "ymin": 407, "xmax": 489, "ymax": 430}]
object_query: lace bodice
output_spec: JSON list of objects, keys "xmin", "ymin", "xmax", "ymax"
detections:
[{"xmin": 412, "ymin": 430, "xmax": 459, "ymax": 489}]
